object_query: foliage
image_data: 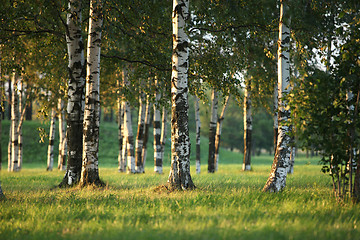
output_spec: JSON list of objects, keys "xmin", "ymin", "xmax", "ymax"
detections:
[{"xmin": 288, "ymin": 0, "xmax": 360, "ymax": 200}]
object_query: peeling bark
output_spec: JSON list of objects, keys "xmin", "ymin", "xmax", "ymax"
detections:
[
  {"xmin": 195, "ymin": 96, "xmax": 201, "ymax": 174},
  {"xmin": 58, "ymin": 99, "xmax": 67, "ymax": 171},
  {"xmin": 47, "ymin": 108, "xmax": 56, "ymax": 171},
  {"xmin": 215, "ymin": 95, "xmax": 230, "ymax": 171},
  {"xmin": 154, "ymin": 78, "xmax": 163, "ymax": 174},
  {"xmin": 59, "ymin": 0, "xmax": 85, "ymax": 187},
  {"xmin": 208, "ymin": 89, "xmax": 218, "ymax": 173},
  {"xmin": 263, "ymin": 0, "xmax": 292, "ymax": 193},
  {"xmin": 80, "ymin": 0, "xmax": 103, "ymax": 186},
  {"xmin": 167, "ymin": 0, "xmax": 195, "ymax": 190},
  {"xmin": 243, "ymin": 78, "xmax": 252, "ymax": 171}
]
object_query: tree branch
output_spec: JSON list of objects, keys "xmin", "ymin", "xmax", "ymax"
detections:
[{"xmin": 101, "ymin": 54, "xmax": 171, "ymax": 72}]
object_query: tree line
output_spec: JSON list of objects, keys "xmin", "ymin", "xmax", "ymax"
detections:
[{"xmin": 0, "ymin": 0, "xmax": 359, "ymax": 201}]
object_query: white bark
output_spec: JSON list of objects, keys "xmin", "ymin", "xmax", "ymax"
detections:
[
  {"xmin": 10, "ymin": 71, "xmax": 19, "ymax": 172},
  {"xmin": 47, "ymin": 108, "xmax": 56, "ymax": 171},
  {"xmin": 153, "ymin": 78, "xmax": 162, "ymax": 174},
  {"xmin": 195, "ymin": 96, "xmax": 201, "ymax": 174},
  {"xmin": 80, "ymin": 0, "xmax": 103, "ymax": 185},
  {"xmin": 263, "ymin": 0, "xmax": 292, "ymax": 192},
  {"xmin": 215, "ymin": 95, "xmax": 230, "ymax": 171},
  {"xmin": 167, "ymin": 0, "xmax": 194, "ymax": 190},
  {"xmin": 124, "ymin": 101, "xmax": 135, "ymax": 173},
  {"xmin": 58, "ymin": 98, "xmax": 67, "ymax": 171},
  {"xmin": 135, "ymin": 94, "xmax": 146, "ymax": 173},
  {"xmin": 243, "ymin": 79, "xmax": 252, "ymax": 171},
  {"xmin": 60, "ymin": 0, "xmax": 85, "ymax": 187}
]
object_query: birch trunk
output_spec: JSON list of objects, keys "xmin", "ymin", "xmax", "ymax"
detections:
[
  {"xmin": 10, "ymin": 71, "xmax": 19, "ymax": 172},
  {"xmin": 153, "ymin": 79, "xmax": 162, "ymax": 174},
  {"xmin": 7, "ymin": 78, "xmax": 11, "ymax": 171},
  {"xmin": 124, "ymin": 101, "xmax": 135, "ymax": 173},
  {"xmin": 160, "ymin": 107, "xmax": 167, "ymax": 171},
  {"xmin": 60, "ymin": 0, "xmax": 85, "ymax": 187},
  {"xmin": 80, "ymin": 0, "xmax": 103, "ymax": 186},
  {"xmin": 58, "ymin": 98, "xmax": 67, "ymax": 170},
  {"xmin": 167, "ymin": 0, "xmax": 195, "ymax": 190},
  {"xmin": 208, "ymin": 89, "xmax": 218, "ymax": 173},
  {"xmin": 141, "ymin": 98, "xmax": 151, "ymax": 171},
  {"xmin": 47, "ymin": 108, "xmax": 56, "ymax": 171},
  {"xmin": 263, "ymin": 0, "xmax": 292, "ymax": 192},
  {"xmin": 17, "ymin": 81, "xmax": 23, "ymax": 170},
  {"xmin": 117, "ymin": 77, "xmax": 124, "ymax": 172},
  {"xmin": 195, "ymin": 96, "xmax": 201, "ymax": 174},
  {"xmin": 215, "ymin": 95, "xmax": 230, "ymax": 171},
  {"xmin": 243, "ymin": 79, "xmax": 252, "ymax": 171},
  {"xmin": 135, "ymin": 94, "xmax": 146, "ymax": 173}
]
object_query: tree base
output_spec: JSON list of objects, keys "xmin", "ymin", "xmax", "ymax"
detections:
[{"xmin": 154, "ymin": 182, "xmax": 196, "ymax": 193}]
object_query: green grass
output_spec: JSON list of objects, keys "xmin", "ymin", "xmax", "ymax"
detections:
[{"xmin": 1, "ymin": 120, "xmax": 360, "ymax": 239}]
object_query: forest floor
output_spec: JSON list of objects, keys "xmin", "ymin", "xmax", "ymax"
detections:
[
  {"xmin": 1, "ymin": 120, "xmax": 360, "ymax": 239},
  {"xmin": 1, "ymin": 159, "xmax": 359, "ymax": 240}
]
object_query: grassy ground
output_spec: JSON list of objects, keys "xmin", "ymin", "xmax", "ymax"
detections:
[{"xmin": 1, "ymin": 121, "xmax": 360, "ymax": 239}]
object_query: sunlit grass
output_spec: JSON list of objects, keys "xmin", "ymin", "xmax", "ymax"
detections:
[
  {"xmin": 1, "ymin": 120, "xmax": 359, "ymax": 239},
  {"xmin": 1, "ymin": 159, "xmax": 359, "ymax": 240}
]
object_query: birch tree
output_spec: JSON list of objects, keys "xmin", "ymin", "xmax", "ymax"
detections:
[
  {"xmin": 167, "ymin": 0, "xmax": 195, "ymax": 190},
  {"xmin": 135, "ymin": 93, "xmax": 146, "ymax": 173},
  {"xmin": 243, "ymin": 78, "xmax": 252, "ymax": 171},
  {"xmin": 80, "ymin": 0, "xmax": 103, "ymax": 186},
  {"xmin": 195, "ymin": 96, "xmax": 201, "ymax": 174},
  {"xmin": 153, "ymin": 78, "xmax": 163, "ymax": 174},
  {"xmin": 59, "ymin": 0, "xmax": 85, "ymax": 187},
  {"xmin": 208, "ymin": 89, "xmax": 218, "ymax": 173},
  {"xmin": 122, "ymin": 69, "xmax": 135, "ymax": 174},
  {"xmin": 263, "ymin": 0, "xmax": 292, "ymax": 192},
  {"xmin": 10, "ymin": 70, "xmax": 19, "ymax": 172},
  {"xmin": 47, "ymin": 108, "xmax": 56, "ymax": 171},
  {"xmin": 58, "ymin": 98, "xmax": 67, "ymax": 170},
  {"xmin": 141, "ymin": 98, "xmax": 151, "ymax": 171},
  {"xmin": 117, "ymin": 76, "xmax": 125, "ymax": 172},
  {"xmin": 215, "ymin": 95, "xmax": 230, "ymax": 171}
]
